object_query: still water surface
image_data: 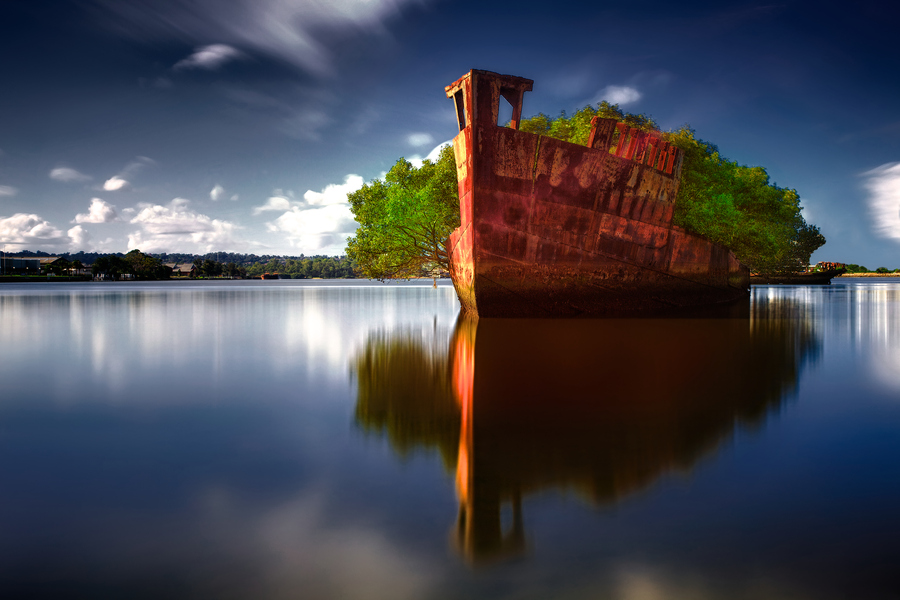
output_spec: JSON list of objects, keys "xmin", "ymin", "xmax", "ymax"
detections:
[{"xmin": 1, "ymin": 279, "xmax": 898, "ymax": 599}]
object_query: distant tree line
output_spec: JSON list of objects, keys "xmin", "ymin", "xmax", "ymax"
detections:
[
  {"xmin": 184, "ymin": 255, "xmax": 358, "ymax": 279},
  {"xmin": 4, "ymin": 250, "xmax": 361, "ymax": 279},
  {"xmin": 93, "ymin": 250, "xmax": 171, "ymax": 280},
  {"xmin": 843, "ymin": 264, "xmax": 900, "ymax": 274},
  {"xmin": 243, "ymin": 256, "xmax": 358, "ymax": 279}
]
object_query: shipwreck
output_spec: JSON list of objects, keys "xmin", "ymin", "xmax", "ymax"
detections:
[{"xmin": 444, "ymin": 69, "xmax": 750, "ymax": 317}]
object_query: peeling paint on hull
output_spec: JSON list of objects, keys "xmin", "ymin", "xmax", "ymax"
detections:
[{"xmin": 445, "ymin": 70, "xmax": 750, "ymax": 317}]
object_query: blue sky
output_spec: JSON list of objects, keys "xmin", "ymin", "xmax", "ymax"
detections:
[{"xmin": 1, "ymin": 0, "xmax": 898, "ymax": 266}]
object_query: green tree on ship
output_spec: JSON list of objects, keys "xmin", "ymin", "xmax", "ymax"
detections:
[{"xmin": 348, "ymin": 102, "xmax": 824, "ymax": 278}]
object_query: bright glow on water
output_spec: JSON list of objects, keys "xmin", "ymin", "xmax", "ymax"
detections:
[{"xmin": 1, "ymin": 279, "xmax": 898, "ymax": 599}]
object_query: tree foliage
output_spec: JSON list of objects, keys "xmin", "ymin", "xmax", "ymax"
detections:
[
  {"xmin": 519, "ymin": 105, "xmax": 825, "ymax": 274},
  {"xmin": 519, "ymin": 101, "xmax": 657, "ymax": 147},
  {"xmin": 346, "ymin": 145, "xmax": 459, "ymax": 279},
  {"xmin": 352, "ymin": 329, "xmax": 459, "ymax": 472},
  {"xmin": 243, "ymin": 255, "xmax": 356, "ymax": 279}
]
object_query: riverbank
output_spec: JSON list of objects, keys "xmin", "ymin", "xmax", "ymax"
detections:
[
  {"xmin": 0, "ymin": 275, "xmax": 90, "ymax": 283},
  {"xmin": 837, "ymin": 273, "xmax": 900, "ymax": 277}
]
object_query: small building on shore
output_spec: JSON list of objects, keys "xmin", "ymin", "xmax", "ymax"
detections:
[{"xmin": 0, "ymin": 257, "xmax": 41, "ymax": 274}]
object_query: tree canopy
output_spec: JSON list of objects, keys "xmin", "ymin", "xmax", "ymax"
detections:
[
  {"xmin": 346, "ymin": 145, "xmax": 459, "ymax": 279},
  {"xmin": 347, "ymin": 103, "xmax": 824, "ymax": 279},
  {"xmin": 92, "ymin": 250, "xmax": 171, "ymax": 280},
  {"xmin": 518, "ymin": 104, "xmax": 825, "ymax": 274}
]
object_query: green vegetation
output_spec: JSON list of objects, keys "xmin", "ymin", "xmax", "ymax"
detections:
[
  {"xmin": 3, "ymin": 250, "xmax": 359, "ymax": 279},
  {"xmin": 519, "ymin": 104, "xmax": 826, "ymax": 274},
  {"xmin": 346, "ymin": 145, "xmax": 459, "ymax": 279},
  {"xmin": 351, "ymin": 329, "xmax": 459, "ymax": 472},
  {"xmin": 345, "ymin": 102, "xmax": 825, "ymax": 278},
  {"xmin": 843, "ymin": 264, "xmax": 900, "ymax": 274},
  {"xmin": 92, "ymin": 250, "xmax": 170, "ymax": 280},
  {"xmin": 242, "ymin": 256, "xmax": 357, "ymax": 279},
  {"xmin": 520, "ymin": 100, "xmax": 658, "ymax": 142}
]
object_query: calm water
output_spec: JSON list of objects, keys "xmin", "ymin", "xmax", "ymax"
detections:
[{"xmin": 1, "ymin": 279, "xmax": 898, "ymax": 599}]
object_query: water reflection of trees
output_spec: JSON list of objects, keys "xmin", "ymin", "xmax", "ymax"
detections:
[
  {"xmin": 352, "ymin": 327, "xmax": 460, "ymax": 472},
  {"xmin": 352, "ymin": 304, "xmax": 819, "ymax": 564}
]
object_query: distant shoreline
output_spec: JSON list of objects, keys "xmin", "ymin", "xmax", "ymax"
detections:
[{"xmin": 837, "ymin": 273, "xmax": 900, "ymax": 277}]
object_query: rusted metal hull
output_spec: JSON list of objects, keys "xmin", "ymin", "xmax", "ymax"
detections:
[
  {"xmin": 751, "ymin": 269, "xmax": 845, "ymax": 285},
  {"xmin": 445, "ymin": 70, "xmax": 749, "ymax": 317}
]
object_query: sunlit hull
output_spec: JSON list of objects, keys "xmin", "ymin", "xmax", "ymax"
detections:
[{"xmin": 444, "ymin": 70, "xmax": 750, "ymax": 317}]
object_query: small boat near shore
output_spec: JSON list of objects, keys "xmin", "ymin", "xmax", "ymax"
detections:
[{"xmin": 751, "ymin": 269, "xmax": 846, "ymax": 285}]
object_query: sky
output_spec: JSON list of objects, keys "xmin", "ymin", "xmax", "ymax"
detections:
[{"xmin": 1, "ymin": 0, "xmax": 899, "ymax": 266}]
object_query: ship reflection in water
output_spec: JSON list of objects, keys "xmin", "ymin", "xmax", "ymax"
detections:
[{"xmin": 353, "ymin": 299, "xmax": 819, "ymax": 564}]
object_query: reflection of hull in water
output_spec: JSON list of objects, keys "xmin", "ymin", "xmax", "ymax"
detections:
[
  {"xmin": 450, "ymin": 314, "xmax": 816, "ymax": 563},
  {"xmin": 353, "ymin": 302, "xmax": 818, "ymax": 565},
  {"xmin": 445, "ymin": 70, "xmax": 749, "ymax": 317}
]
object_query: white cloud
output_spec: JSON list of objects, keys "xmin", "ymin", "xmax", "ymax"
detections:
[
  {"xmin": 68, "ymin": 225, "xmax": 92, "ymax": 250},
  {"xmin": 597, "ymin": 85, "xmax": 642, "ymax": 105},
  {"xmin": 74, "ymin": 198, "xmax": 120, "ymax": 224},
  {"xmin": 303, "ymin": 175, "xmax": 364, "ymax": 206},
  {"xmin": 0, "ymin": 185, "xmax": 18, "ymax": 197},
  {"xmin": 103, "ymin": 176, "xmax": 129, "ymax": 191},
  {"xmin": 0, "ymin": 213, "xmax": 65, "ymax": 250},
  {"xmin": 102, "ymin": 157, "xmax": 155, "ymax": 191},
  {"xmin": 210, "ymin": 184, "xmax": 226, "ymax": 201},
  {"xmin": 230, "ymin": 194, "xmax": 240, "ymax": 201},
  {"xmin": 128, "ymin": 198, "xmax": 238, "ymax": 253},
  {"xmin": 253, "ymin": 196, "xmax": 292, "ymax": 215},
  {"xmin": 50, "ymin": 167, "xmax": 92, "ymax": 183},
  {"xmin": 408, "ymin": 141, "xmax": 451, "ymax": 169},
  {"xmin": 174, "ymin": 44, "xmax": 245, "ymax": 70},
  {"xmin": 407, "ymin": 132, "xmax": 434, "ymax": 147},
  {"xmin": 862, "ymin": 162, "xmax": 900, "ymax": 241},
  {"xmin": 269, "ymin": 205, "xmax": 358, "ymax": 255},
  {"xmin": 262, "ymin": 175, "xmax": 364, "ymax": 254},
  {"xmin": 425, "ymin": 141, "xmax": 451, "ymax": 162},
  {"xmin": 93, "ymin": 0, "xmax": 429, "ymax": 76}
]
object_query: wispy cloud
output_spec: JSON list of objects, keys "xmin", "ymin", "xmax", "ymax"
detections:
[
  {"xmin": 0, "ymin": 213, "xmax": 65, "ymax": 250},
  {"xmin": 50, "ymin": 167, "xmax": 92, "ymax": 183},
  {"xmin": 174, "ymin": 44, "xmax": 245, "ymax": 70},
  {"xmin": 862, "ymin": 162, "xmax": 900, "ymax": 241},
  {"xmin": 101, "ymin": 156, "xmax": 155, "ymax": 192},
  {"xmin": 122, "ymin": 156, "xmax": 156, "ymax": 178},
  {"xmin": 128, "ymin": 198, "xmax": 238, "ymax": 253},
  {"xmin": 0, "ymin": 185, "xmax": 17, "ymax": 197},
  {"xmin": 91, "ymin": 0, "xmax": 430, "ymax": 75},
  {"xmin": 224, "ymin": 86, "xmax": 335, "ymax": 140},
  {"xmin": 407, "ymin": 132, "xmax": 434, "ymax": 147},
  {"xmin": 74, "ymin": 198, "xmax": 120, "ymax": 224}
]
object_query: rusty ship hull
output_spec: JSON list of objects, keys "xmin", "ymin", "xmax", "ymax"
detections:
[{"xmin": 444, "ymin": 70, "xmax": 750, "ymax": 317}]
